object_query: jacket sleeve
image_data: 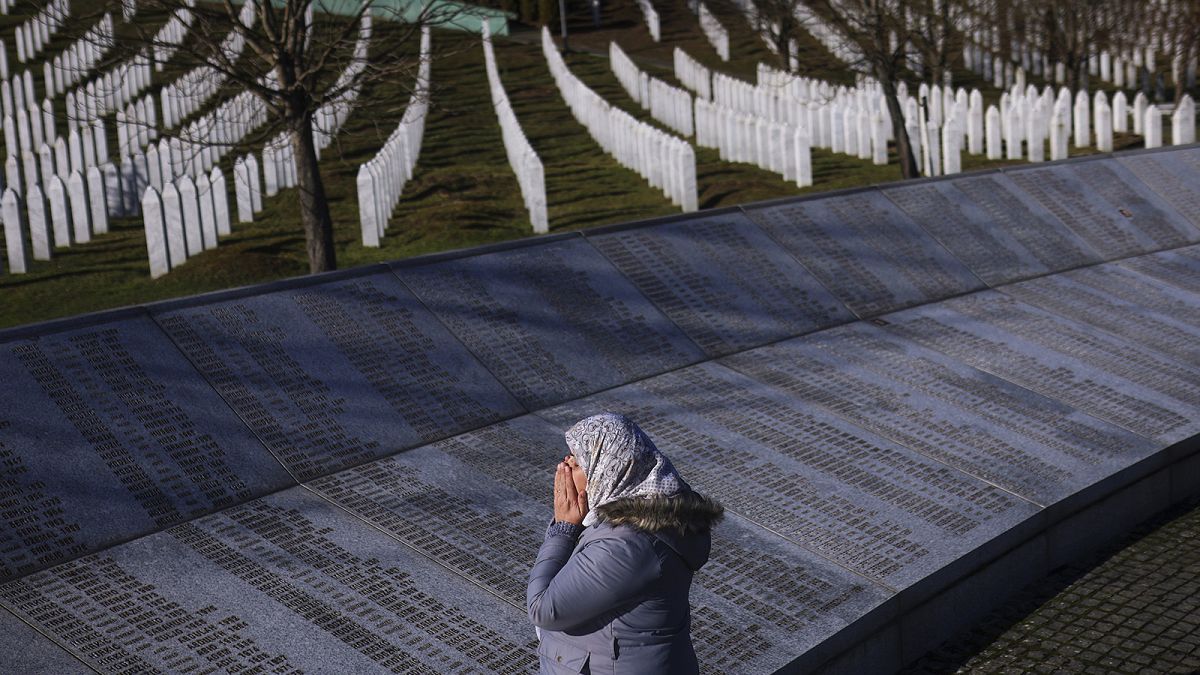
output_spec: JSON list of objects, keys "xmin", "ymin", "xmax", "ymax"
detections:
[{"xmin": 527, "ymin": 523, "xmax": 662, "ymax": 632}]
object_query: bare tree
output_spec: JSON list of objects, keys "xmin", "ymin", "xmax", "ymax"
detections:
[
  {"xmin": 64, "ymin": 0, "xmax": 476, "ymax": 273},
  {"xmin": 797, "ymin": 0, "xmax": 922, "ymax": 178}
]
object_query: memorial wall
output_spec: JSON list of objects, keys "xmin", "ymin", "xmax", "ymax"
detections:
[{"xmin": 3, "ymin": 146, "xmax": 1200, "ymax": 674}]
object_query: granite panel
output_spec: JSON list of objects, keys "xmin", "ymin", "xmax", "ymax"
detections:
[
  {"xmin": 721, "ymin": 322, "xmax": 1158, "ymax": 507},
  {"xmin": 0, "ymin": 316, "xmax": 292, "ymax": 582},
  {"xmin": 1001, "ymin": 265, "xmax": 1200, "ymax": 363},
  {"xmin": 884, "ymin": 174, "xmax": 1100, "ymax": 285},
  {"xmin": 1118, "ymin": 244, "xmax": 1200, "ymax": 295},
  {"xmin": 880, "ymin": 291, "xmax": 1200, "ymax": 444},
  {"xmin": 153, "ymin": 271, "xmax": 523, "ymax": 481},
  {"xmin": 395, "ymin": 238, "xmax": 706, "ymax": 409},
  {"xmin": 0, "ymin": 487, "xmax": 538, "ymax": 674},
  {"xmin": 744, "ymin": 190, "xmax": 984, "ymax": 318},
  {"xmin": 587, "ymin": 212, "xmax": 853, "ymax": 356},
  {"xmin": 310, "ymin": 415, "xmax": 889, "ymax": 675},
  {"xmin": 0, "ymin": 607, "xmax": 91, "ymax": 673},
  {"xmin": 1118, "ymin": 148, "xmax": 1200, "ymax": 227},
  {"xmin": 1003, "ymin": 161, "xmax": 1199, "ymax": 260},
  {"xmin": 535, "ymin": 363, "xmax": 1038, "ymax": 591}
]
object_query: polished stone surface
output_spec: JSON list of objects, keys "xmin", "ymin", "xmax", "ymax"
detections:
[
  {"xmin": 0, "ymin": 487, "xmax": 539, "ymax": 674},
  {"xmin": 745, "ymin": 190, "xmax": 984, "ymax": 318},
  {"xmin": 154, "ymin": 271, "xmax": 524, "ymax": 481},
  {"xmin": 395, "ymin": 237, "xmax": 706, "ymax": 409},
  {"xmin": 884, "ymin": 174, "xmax": 1101, "ymax": 285},
  {"xmin": 587, "ymin": 212, "xmax": 853, "ymax": 356},
  {"xmin": 880, "ymin": 290, "xmax": 1200, "ymax": 444},
  {"xmin": 1003, "ymin": 160, "xmax": 1200, "ymax": 259},
  {"xmin": 0, "ymin": 315, "xmax": 293, "ymax": 582},
  {"xmin": 722, "ymin": 322, "xmax": 1158, "ymax": 507}
]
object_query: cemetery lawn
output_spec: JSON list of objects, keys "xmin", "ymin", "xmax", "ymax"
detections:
[{"xmin": 0, "ymin": 2, "xmax": 1154, "ymax": 330}]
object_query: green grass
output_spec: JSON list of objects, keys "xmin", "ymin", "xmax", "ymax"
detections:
[{"xmin": 0, "ymin": 0, "xmax": 1178, "ymax": 330}]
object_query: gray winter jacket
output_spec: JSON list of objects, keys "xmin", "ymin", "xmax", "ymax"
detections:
[{"xmin": 527, "ymin": 492, "xmax": 724, "ymax": 674}]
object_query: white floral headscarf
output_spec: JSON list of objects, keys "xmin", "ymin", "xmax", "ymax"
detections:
[{"xmin": 564, "ymin": 412, "xmax": 688, "ymax": 527}]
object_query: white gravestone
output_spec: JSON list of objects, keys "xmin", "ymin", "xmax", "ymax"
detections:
[
  {"xmin": 262, "ymin": 145, "xmax": 279, "ymax": 197},
  {"xmin": 246, "ymin": 153, "xmax": 263, "ymax": 212},
  {"xmin": 985, "ymin": 105, "xmax": 1002, "ymax": 159},
  {"xmin": 4, "ymin": 156, "xmax": 19, "ymax": 193},
  {"xmin": 67, "ymin": 171, "xmax": 91, "ymax": 243},
  {"xmin": 53, "ymin": 137, "xmax": 68, "ymax": 179},
  {"xmin": 146, "ymin": 145, "xmax": 163, "ymax": 190},
  {"xmin": 209, "ymin": 166, "xmax": 231, "ymax": 236},
  {"xmin": 177, "ymin": 177, "xmax": 204, "ymax": 254},
  {"xmin": 2, "ymin": 187, "xmax": 27, "ymax": 273},
  {"xmin": 3, "ymin": 114, "xmax": 17, "ymax": 157},
  {"xmin": 1113, "ymin": 91, "xmax": 1128, "ymax": 133},
  {"xmin": 1144, "ymin": 105, "xmax": 1163, "ymax": 149},
  {"xmin": 37, "ymin": 142, "xmax": 54, "ymax": 187},
  {"xmin": 102, "ymin": 162, "xmax": 122, "ymax": 218},
  {"xmin": 357, "ymin": 166, "xmax": 378, "ymax": 247},
  {"xmin": 119, "ymin": 157, "xmax": 138, "ymax": 215},
  {"xmin": 233, "ymin": 156, "xmax": 252, "ymax": 222},
  {"xmin": 25, "ymin": 184, "xmax": 50, "ymax": 260},
  {"xmin": 81, "ymin": 125, "xmax": 96, "ymax": 168},
  {"xmin": 132, "ymin": 153, "xmax": 150, "ymax": 207},
  {"xmin": 91, "ymin": 118, "xmax": 107, "ymax": 165},
  {"xmin": 1172, "ymin": 96, "xmax": 1196, "ymax": 145},
  {"xmin": 160, "ymin": 182, "xmax": 187, "ymax": 266},
  {"xmin": 158, "ymin": 138, "xmax": 174, "ymax": 183},
  {"xmin": 46, "ymin": 174, "xmax": 71, "ymax": 247},
  {"xmin": 86, "ymin": 166, "xmax": 108, "ymax": 235},
  {"xmin": 16, "ymin": 108, "xmax": 31, "ymax": 153},
  {"xmin": 196, "ymin": 173, "xmax": 217, "ymax": 249},
  {"xmin": 141, "ymin": 186, "xmax": 170, "ymax": 278},
  {"xmin": 67, "ymin": 128, "xmax": 83, "ymax": 173}
]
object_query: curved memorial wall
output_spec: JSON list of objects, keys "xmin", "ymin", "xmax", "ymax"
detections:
[{"xmin": 2, "ymin": 145, "xmax": 1200, "ymax": 674}]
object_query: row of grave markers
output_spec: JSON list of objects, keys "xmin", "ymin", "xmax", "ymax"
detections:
[
  {"xmin": 480, "ymin": 23, "xmax": 546, "ymax": 234},
  {"xmin": 158, "ymin": 0, "xmax": 256, "ymax": 130},
  {"xmin": 0, "ymin": 164, "xmax": 111, "ymax": 274},
  {"xmin": 610, "ymin": 42, "xmax": 694, "ymax": 137},
  {"xmin": 695, "ymin": 3, "xmax": 729, "ymax": 62},
  {"xmin": 140, "ymin": 168, "xmax": 232, "ymax": 278},
  {"xmin": 636, "ymin": 0, "xmax": 661, "ymax": 42},
  {"xmin": 544, "ymin": 28, "xmax": 697, "ymax": 212},
  {"xmin": 13, "ymin": 0, "xmax": 67, "ymax": 65},
  {"xmin": 357, "ymin": 26, "xmax": 432, "ymax": 247}
]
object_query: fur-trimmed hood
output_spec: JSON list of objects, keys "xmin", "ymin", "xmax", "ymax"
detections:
[{"xmin": 592, "ymin": 491, "xmax": 724, "ymax": 571}]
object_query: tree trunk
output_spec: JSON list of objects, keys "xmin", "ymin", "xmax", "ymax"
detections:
[
  {"xmin": 291, "ymin": 119, "xmax": 337, "ymax": 273},
  {"xmin": 880, "ymin": 72, "xmax": 920, "ymax": 179}
]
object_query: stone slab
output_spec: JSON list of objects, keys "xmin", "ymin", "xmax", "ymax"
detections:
[
  {"xmin": 744, "ymin": 190, "xmax": 984, "ymax": 318},
  {"xmin": 1001, "ymin": 264, "xmax": 1200, "ymax": 364},
  {"xmin": 720, "ymin": 322, "xmax": 1158, "ymax": 508},
  {"xmin": 879, "ymin": 290, "xmax": 1200, "ymax": 445},
  {"xmin": 153, "ymin": 271, "xmax": 524, "ymax": 481},
  {"xmin": 883, "ymin": 174, "xmax": 1101, "ymax": 285},
  {"xmin": 0, "ymin": 315, "xmax": 293, "ymax": 582},
  {"xmin": 1118, "ymin": 243, "xmax": 1200, "ymax": 295},
  {"xmin": 586, "ymin": 212, "xmax": 853, "ymax": 357},
  {"xmin": 0, "ymin": 487, "xmax": 538, "ymax": 674},
  {"xmin": 534, "ymin": 362, "xmax": 1038, "ymax": 591},
  {"xmin": 394, "ymin": 237, "xmax": 706, "ymax": 410},
  {"xmin": 1118, "ymin": 147, "xmax": 1200, "ymax": 228},
  {"xmin": 1003, "ymin": 160, "xmax": 1200, "ymax": 260},
  {"xmin": 310, "ymin": 414, "xmax": 890, "ymax": 674},
  {"xmin": 0, "ymin": 607, "xmax": 91, "ymax": 674}
]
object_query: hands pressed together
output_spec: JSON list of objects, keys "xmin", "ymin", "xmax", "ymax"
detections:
[{"xmin": 553, "ymin": 455, "xmax": 589, "ymax": 526}]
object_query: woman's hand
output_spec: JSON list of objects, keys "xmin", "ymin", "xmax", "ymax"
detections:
[{"xmin": 553, "ymin": 459, "xmax": 588, "ymax": 525}]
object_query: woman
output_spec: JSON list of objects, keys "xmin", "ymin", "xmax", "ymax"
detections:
[{"xmin": 527, "ymin": 412, "xmax": 724, "ymax": 674}]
